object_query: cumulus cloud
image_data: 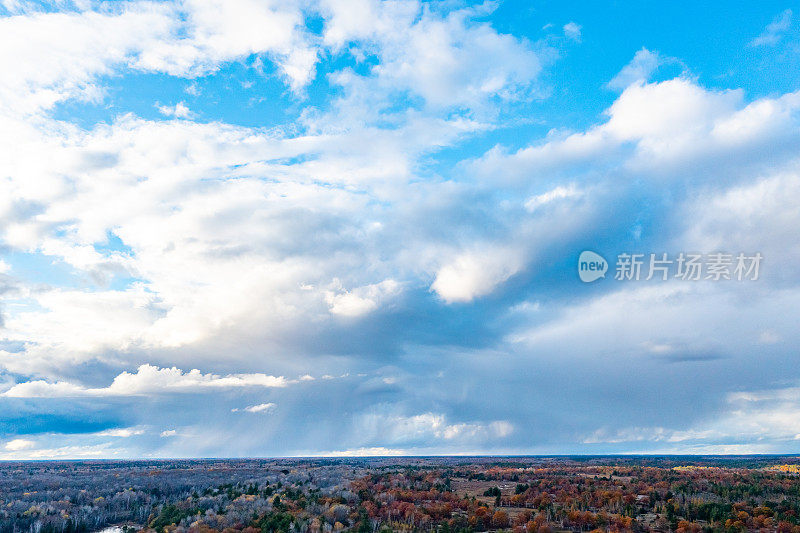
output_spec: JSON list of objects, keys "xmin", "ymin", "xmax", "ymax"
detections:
[
  {"xmin": 431, "ymin": 247, "xmax": 526, "ymax": 303},
  {"xmin": 0, "ymin": 0, "xmax": 320, "ymax": 115},
  {"xmin": 2, "ymin": 364, "xmax": 290, "ymax": 397},
  {"xmin": 319, "ymin": 1, "xmax": 545, "ymax": 111},
  {"xmin": 0, "ymin": 0, "xmax": 555, "ymax": 382},
  {"xmin": 0, "ymin": 4, "xmax": 172, "ymax": 114},
  {"xmin": 474, "ymin": 72, "xmax": 800, "ymax": 184},
  {"xmin": 156, "ymin": 102, "xmax": 193, "ymax": 118},
  {"xmin": 0, "ymin": 1, "xmax": 799, "ymax": 458},
  {"xmin": 5, "ymin": 65, "xmax": 800, "ymax": 455}
]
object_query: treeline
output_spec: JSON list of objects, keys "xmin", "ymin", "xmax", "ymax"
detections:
[{"xmin": 3, "ymin": 459, "xmax": 800, "ymax": 533}]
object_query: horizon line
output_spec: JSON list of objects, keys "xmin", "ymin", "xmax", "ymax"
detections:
[{"xmin": 2, "ymin": 453, "xmax": 800, "ymax": 463}]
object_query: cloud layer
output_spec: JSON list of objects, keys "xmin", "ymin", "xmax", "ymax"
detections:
[{"xmin": 0, "ymin": 1, "xmax": 799, "ymax": 458}]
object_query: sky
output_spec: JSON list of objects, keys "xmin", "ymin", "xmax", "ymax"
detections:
[{"xmin": 0, "ymin": 0, "xmax": 799, "ymax": 459}]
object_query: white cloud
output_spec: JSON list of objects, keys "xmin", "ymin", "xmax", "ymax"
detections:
[
  {"xmin": 0, "ymin": 0, "xmax": 554, "ymax": 380},
  {"xmin": 679, "ymin": 168, "xmax": 800, "ymax": 276},
  {"xmin": 232, "ymin": 402, "xmax": 277, "ymax": 413},
  {"xmin": 160, "ymin": 429, "xmax": 178, "ymax": 437},
  {"xmin": 2, "ymin": 286, "xmax": 162, "ymax": 367},
  {"xmin": 156, "ymin": 102, "xmax": 193, "ymax": 118},
  {"xmin": 0, "ymin": 0, "xmax": 799, "ymax": 458},
  {"xmin": 0, "ymin": 443, "xmax": 118, "ymax": 460},
  {"xmin": 603, "ymin": 78, "xmax": 740, "ymax": 143},
  {"xmin": 607, "ymin": 48, "xmax": 666, "ymax": 90},
  {"xmin": 584, "ymin": 382, "xmax": 800, "ymax": 449},
  {"xmin": 0, "ymin": 4, "xmax": 174, "ymax": 114},
  {"xmin": 563, "ymin": 22, "xmax": 581, "ymax": 42},
  {"xmin": 750, "ymin": 9, "xmax": 793, "ymax": 47},
  {"xmin": 309, "ymin": 446, "xmax": 407, "ymax": 457},
  {"xmin": 525, "ymin": 184, "xmax": 581, "ymax": 211},
  {"xmin": 4, "ymin": 438, "xmax": 35, "ymax": 451},
  {"xmin": 442, "ymin": 420, "xmax": 514, "ymax": 440},
  {"xmin": 354, "ymin": 412, "xmax": 514, "ymax": 446},
  {"xmin": 133, "ymin": 0, "xmax": 318, "ymax": 92},
  {"xmin": 95, "ymin": 428, "xmax": 145, "ymax": 437},
  {"xmin": 431, "ymin": 247, "xmax": 525, "ymax": 303},
  {"xmin": 2, "ymin": 364, "xmax": 290, "ymax": 397},
  {"xmin": 320, "ymin": 1, "xmax": 544, "ymax": 111},
  {"xmin": 0, "ymin": 112, "xmax": 438, "ymax": 373},
  {"xmin": 505, "ymin": 274, "xmax": 800, "ymax": 390},
  {"xmin": 0, "ymin": 0, "xmax": 543, "ymax": 117},
  {"xmin": 325, "ymin": 279, "xmax": 400, "ymax": 317},
  {"xmin": 0, "ymin": 0, "xmax": 320, "ymax": 116},
  {"xmin": 474, "ymin": 76, "xmax": 800, "ymax": 183}
]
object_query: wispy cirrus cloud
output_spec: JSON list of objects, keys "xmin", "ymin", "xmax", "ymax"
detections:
[
  {"xmin": 750, "ymin": 9, "xmax": 793, "ymax": 47},
  {"xmin": 232, "ymin": 403, "xmax": 277, "ymax": 413}
]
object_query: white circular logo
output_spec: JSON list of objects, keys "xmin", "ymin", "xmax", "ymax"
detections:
[{"xmin": 578, "ymin": 251, "xmax": 607, "ymax": 282}]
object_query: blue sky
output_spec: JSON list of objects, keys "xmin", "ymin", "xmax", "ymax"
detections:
[{"xmin": 0, "ymin": 0, "xmax": 799, "ymax": 458}]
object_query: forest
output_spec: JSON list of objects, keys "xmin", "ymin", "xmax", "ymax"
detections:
[{"xmin": 2, "ymin": 456, "xmax": 800, "ymax": 533}]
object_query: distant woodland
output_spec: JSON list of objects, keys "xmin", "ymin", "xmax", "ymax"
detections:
[{"xmin": 3, "ymin": 457, "xmax": 800, "ymax": 533}]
